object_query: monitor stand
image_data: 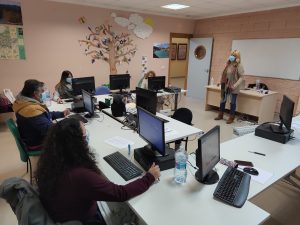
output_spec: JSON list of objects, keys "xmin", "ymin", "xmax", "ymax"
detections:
[
  {"xmin": 195, "ymin": 169, "xmax": 219, "ymax": 185},
  {"xmin": 134, "ymin": 145, "xmax": 175, "ymax": 171}
]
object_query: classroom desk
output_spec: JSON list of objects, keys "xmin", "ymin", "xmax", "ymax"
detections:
[
  {"xmin": 108, "ymin": 89, "xmax": 187, "ymax": 111},
  {"xmin": 205, "ymin": 85, "xmax": 278, "ymax": 123},
  {"xmin": 49, "ymin": 101, "xmax": 300, "ymax": 225}
]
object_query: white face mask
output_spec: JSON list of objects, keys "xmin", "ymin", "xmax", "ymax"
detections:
[{"xmin": 66, "ymin": 78, "xmax": 72, "ymax": 84}]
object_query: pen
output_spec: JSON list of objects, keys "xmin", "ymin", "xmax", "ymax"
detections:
[
  {"xmin": 128, "ymin": 144, "xmax": 131, "ymax": 156},
  {"xmin": 248, "ymin": 151, "xmax": 266, "ymax": 156}
]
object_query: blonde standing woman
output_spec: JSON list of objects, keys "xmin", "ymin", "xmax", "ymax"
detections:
[{"xmin": 215, "ymin": 50, "xmax": 245, "ymax": 124}]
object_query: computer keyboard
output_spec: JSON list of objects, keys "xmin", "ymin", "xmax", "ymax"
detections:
[
  {"xmin": 68, "ymin": 114, "xmax": 88, "ymax": 123},
  {"xmin": 233, "ymin": 125, "xmax": 258, "ymax": 136},
  {"xmin": 103, "ymin": 151, "xmax": 143, "ymax": 181},
  {"xmin": 213, "ymin": 167, "xmax": 251, "ymax": 208}
]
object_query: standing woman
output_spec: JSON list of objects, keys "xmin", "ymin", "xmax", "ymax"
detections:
[
  {"xmin": 215, "ymin": 50, "xmax": 245, "ymax": 124},
  {"xmin": 53, "ymin": 70, "xmax": 74, "ymax": 103}
]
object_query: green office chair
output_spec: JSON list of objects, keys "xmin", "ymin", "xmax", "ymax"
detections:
[{"xmin": 5, "ymin": 118, "xmax": 43, "ymax": 184}]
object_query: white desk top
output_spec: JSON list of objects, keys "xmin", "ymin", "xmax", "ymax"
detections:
[{"xmin": 49, "ymin": 100, "xmax": 300, "ymax": 225}]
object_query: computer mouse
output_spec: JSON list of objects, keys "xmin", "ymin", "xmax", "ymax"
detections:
[{"xmin": 243, "ymin": 167, "xmax": 259, "ymax": 176}]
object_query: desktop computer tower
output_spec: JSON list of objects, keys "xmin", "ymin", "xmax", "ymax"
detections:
[
  {"xmin": 255, "ymin": 123, "xmax": 293, "ymax": 144},
  {"xmin": 134, "ymin": 147, "xmax": 175, "ymax": 171}
]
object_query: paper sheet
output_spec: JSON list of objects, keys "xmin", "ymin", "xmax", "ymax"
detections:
[
  {"xmin": 105, "ymin": 136, "xmax": 134, "ymax": 149},
  {"xmin": 238, "ymin": 166, "xmax": 273, "ymax": 184},
  {"xmin": 165, "ymin": 127, "xmax": 179, "ymax": 138}
]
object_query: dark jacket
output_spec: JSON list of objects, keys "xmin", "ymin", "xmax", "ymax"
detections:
[
  {"xmin": 0, "ymin": 177, "xmax": 82, "ymax": 225},
  {"xmin": 12, "ymin": 94, "xmax": 64, "ymax": 150}
]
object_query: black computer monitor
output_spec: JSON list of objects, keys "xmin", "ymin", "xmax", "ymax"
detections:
[
  {"xmin": 72, "ymin": 76, "xmax": 95, "ymax": 96},
  {"xmin": 82, "ymin": 89, "xmax": 94, "ymax": 118},
  {"xmin": 136, "ymin": 87, "xmax": 157, "ymax": 115},
  {"xmin": 137, "ymin": 107, "xmax": 166, "ymax": 156},
  {"xmin": 148, "ymin": 76, "xmax": 166, "ymax": 91},
  {"xmin": 195, "ymin": 125, "xmax": 220, "ymax": 185},
  {"xmin": 271, "ymin": 95, "xmax": 295, "ymax": 134},
  {"xmin": 110, "ymin": 74, "xmax": 130, "ymax": 93}
]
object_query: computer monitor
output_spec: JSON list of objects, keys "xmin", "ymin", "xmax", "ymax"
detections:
[
  {"xmin": 148, "ymin": 76, "xmax": 166, "ymax": 91},
  {"xmin": 137, "ymin": 107, "xmax": 166, "ymax": 156},
  {"xmin": 136, "ymin": 87, "xmax": 157, "ymax": 115},
  {"xmin": 82, "ymin": 89, "xmax": 94, "ymax": 118},
  {"xmin": 195, "ymin": 125, "xmax": 220, "ymax": 185},
  {"xmin": 110, "ymin": 74, "xmax": 130, "ymax": 93},
  {"xmin": 72, "ymin": 76, "xmax": 95, "ymax": 96},
  {"xmin": 271, "ymin": 95, "xmax": 294, "ymax": 134}
]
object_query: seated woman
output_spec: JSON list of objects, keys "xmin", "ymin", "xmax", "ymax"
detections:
[
  {"xmin": 36, "ymin": 118, "xmax": 160, "ymax": 224},
  {"xmin": 140, "ymin": 70, "xmax": 156, "ymax": 89},
  {"xmin": 53, "ymin": 70, "xmax": 74, "ymax": 103},
  {"xmin": 139, "ymin": 70, "xmax": 164, "ymax": 111}
]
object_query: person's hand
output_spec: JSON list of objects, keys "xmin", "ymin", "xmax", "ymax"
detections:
[
  {"xmin": 57, "ymin": 98, "xmax": 63, "ymax": 104},
  {"xmin": 148, "ymin": 163, "xmax": 160, "ymax": 180},
  {"xmin": 63, "ymin": 109, "xmax": 70, "ymax": 117}
]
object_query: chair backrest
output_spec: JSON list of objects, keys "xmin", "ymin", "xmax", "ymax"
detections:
[
  {"xmin": 248, "ymin": 83, "xmax": 269, "ymax": 90},
  {"xmin": 5, "ymin": 118, "xmax": 28, "ymax": 162},
  {"xmin": 171, "ymin": 108, "xmax": 193, "ymax": 125},
  {"xmin": 95, "ymin": 86, "xmax": 110, "ymax": 95}
]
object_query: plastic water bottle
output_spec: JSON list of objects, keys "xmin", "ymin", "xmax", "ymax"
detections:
[
  {"xmin": 210, "ymin": 77, "xmax": 214, "ymax": 86},
  {"xmin": 255, "ymin": 79, "xmax": 260, "ymax": 90},
  {"xmin": 174, "ymin": 144, "xmax": 188, "ymax": 184}
]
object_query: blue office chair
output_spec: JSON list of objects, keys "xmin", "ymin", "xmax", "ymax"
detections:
[{"xmin": 95, "ymin": 86, "xmax": 110, "ymax": 95}]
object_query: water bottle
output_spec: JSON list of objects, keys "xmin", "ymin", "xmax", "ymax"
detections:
[
  {"xmin": 255, "ymin": 79, "xmax": 260, "ymax": 90},
  {"xmin": 210, "ymin": 77, "xmax": 214, "ymax": 86},
  {"xmin": 174, "ymin": 144, "xmax": 188, "ymax": 184}
]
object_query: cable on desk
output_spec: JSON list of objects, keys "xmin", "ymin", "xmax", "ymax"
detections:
[{"xmin": 187, "ymin": 160, "xmax": 198, "ymax": 170}]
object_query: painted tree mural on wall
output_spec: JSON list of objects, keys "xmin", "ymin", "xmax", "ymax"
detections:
[{"xmin": 79, "ymin": 24, "xmax": 137, "ymax": 74}]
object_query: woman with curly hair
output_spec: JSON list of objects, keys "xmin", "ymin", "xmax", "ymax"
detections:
[
  {"xmin": 36, "ymin": 118, "xmax": 160, "ymax": 224},
  {"xmin": 214, "ymin": 50, "xmax": 245, "ymax": 124}
]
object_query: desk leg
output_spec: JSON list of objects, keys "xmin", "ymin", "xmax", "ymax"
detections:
[{"xmin": 174, "ymin": 93, "xmax": 178, "ymax": 110}]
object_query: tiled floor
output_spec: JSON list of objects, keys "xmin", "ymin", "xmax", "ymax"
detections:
[{"xmin": 0, "ymin": 96, "xmax": 299, "ymax": 225}]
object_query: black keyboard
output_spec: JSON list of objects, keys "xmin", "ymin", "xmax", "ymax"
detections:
[
  {"xmin": 68, "ymin": 114, "xmax": 88, "ymax": 123},
  {"xmin": 103, "ymin": 151, "xmax": 143, "ymax": 181},
  {"xmin": 213, "ymin": 167, "xmax": 251, "ymax": 208}
]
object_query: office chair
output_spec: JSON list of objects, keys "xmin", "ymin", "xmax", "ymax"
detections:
[
  {"xmin": 95, "ymin": 85, "xmax": 110, "ymax": 95},
  {"xmin": 5, "ymin": 118, "xmax": 43, "ymax": 184},
  {"xmin": 248, "ymin": 83, "xmax": 269, "ymax": 90},
  {"xmin": 171, "ymin": 108, "xmax": 193, "ymax": 150},
  {"xmin": 0, "ymin": 177, "xmax": 82, "ymax": 225}
]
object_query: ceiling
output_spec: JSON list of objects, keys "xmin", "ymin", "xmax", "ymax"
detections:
[{"xmin": 49, "ymin": 0, "xmax": 300, "ymax": 19}]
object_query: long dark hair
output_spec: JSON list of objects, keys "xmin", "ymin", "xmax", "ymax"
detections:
[
  {"xmin": 36, "ymin": 118, "xmax": 100, "ymax": 196},
  {"xmin": 60, "ymin": 70, "xmax": 73, "ymax": 84}
]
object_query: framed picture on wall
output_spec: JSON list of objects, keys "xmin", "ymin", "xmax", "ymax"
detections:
[
  {"xmin": 177, "ymin": 44, "xmax": 187, "ymax": 60},
  {"xmin": 170, "ymin": 43, "xmax": 177, "ymax": 60}
]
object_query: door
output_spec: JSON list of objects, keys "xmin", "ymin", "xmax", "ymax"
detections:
[{"xmin": 187, "ymin": 38, "xmax": 213, "ymax": 99}]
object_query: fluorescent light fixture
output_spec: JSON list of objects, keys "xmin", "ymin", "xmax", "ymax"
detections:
[{"xmin": 161, "ymin": 4, "xmax": 190, "ymax": 10}]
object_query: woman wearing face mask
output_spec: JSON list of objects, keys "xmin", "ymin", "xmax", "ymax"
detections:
[
  {"xmin": 36, "ymin": 118, "xmax": 160, "ymax": 224},
  {"xmin": 214, "ymin": 50, "xmax": 245, "ymax": 124},
  {"xmin": 53, "ymin": 70, "xmax": 74, "ymax": 103}
]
